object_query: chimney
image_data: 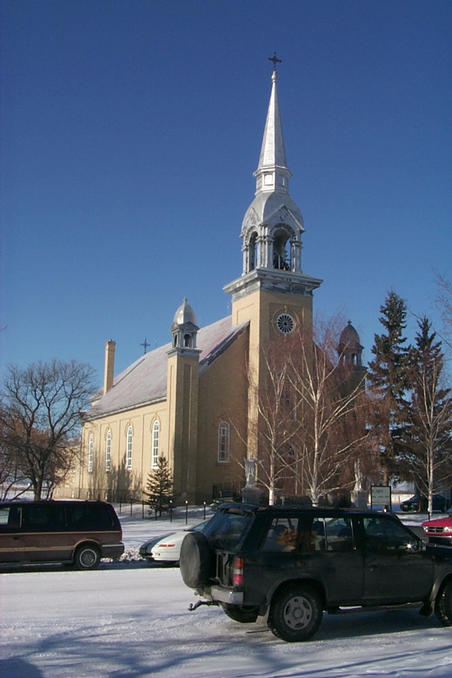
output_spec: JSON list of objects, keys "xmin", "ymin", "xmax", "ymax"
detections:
[{"xmin": 103, "ymin": 340, "xmax": 116, "ymax": 394}]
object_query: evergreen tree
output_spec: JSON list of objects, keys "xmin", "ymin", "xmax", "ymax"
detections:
[
  {"xmin": 367, "ymin": 290, "xmax": 410, "ymax": 482},
  {"xmin": 401, "ymin": 317, "xmax": 452, "ymax": 511},
  {"xmin": 144, "ymin": 456, "xmax": 173, "ymax": 516}
]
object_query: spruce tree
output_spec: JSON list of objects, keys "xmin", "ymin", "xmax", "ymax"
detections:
[
  {"xmin": 367, "ymin": 290, "xmax": 410, "ymax": 482},
  {"xmin": 144, "ymin": 456, "xmax": 173, "ymax": 517},
  {"xmin": 402, "ymin": 316, "xmax": 452, "ymax": 511}
]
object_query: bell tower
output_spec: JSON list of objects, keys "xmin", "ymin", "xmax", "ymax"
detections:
[
  {"xmin": 167, "ymin": 299, "xmax": 200, "ymax": 501},
  {"xmin": 224, "ymin": 57, "xmax": 322, "ymax": 459}
]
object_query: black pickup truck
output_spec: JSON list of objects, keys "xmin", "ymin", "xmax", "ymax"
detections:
[{"xmin": 180, "ymin": 503, "xmax": 452, "ymax": 641}]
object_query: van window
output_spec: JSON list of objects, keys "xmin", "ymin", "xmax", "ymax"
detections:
[
  {"xmin": 0, "ymin": 505, "xmax": 22, "ymax": 530},
  {"xmin": 22, "ymin": 503, "xmax": 65, "ymax": 531},
  {"xmin": 67, "ymin": 503, "xmax": 113, "ymax": 531}
]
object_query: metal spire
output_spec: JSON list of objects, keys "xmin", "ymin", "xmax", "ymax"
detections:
[{"xmin": 255, "ymin": 53, "xmax": 290, "ymax": 191}]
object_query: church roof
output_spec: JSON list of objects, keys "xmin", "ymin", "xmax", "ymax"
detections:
[{"xmin": 85, "ymin": 316, "xmax": 248, "ymax": 419}]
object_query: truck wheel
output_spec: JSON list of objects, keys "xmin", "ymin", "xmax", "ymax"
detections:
[
  {"xmin": 268, "ymin": 583, "xmax": 323, "ymax": 642},
  {"xmin": 435, "ymin": 580, "xmax": 452, "ymax": 626},
  {"xmin": 221, "ymin": 603, "xmax": 259, "ymax": 623},
  {"xmin": 74, "ymin": 544, "xmax": 100, "ymax": 570},
  {"xmin": 180, "ymin": 531, "xmax": 214, "ymax": 588}
]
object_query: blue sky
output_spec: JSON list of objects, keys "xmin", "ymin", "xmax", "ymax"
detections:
[{"xmin": 1, "ymin": 0, "xmax": 451, "ymax": 385}]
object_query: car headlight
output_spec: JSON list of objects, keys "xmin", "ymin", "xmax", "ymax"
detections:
[{"xmin": 443, "ymin": 526, "xmax": 452, "ymax": 533}]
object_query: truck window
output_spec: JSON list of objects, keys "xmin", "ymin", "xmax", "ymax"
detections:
[
  {"xmin": 203, "ymin": 509, "xmax": 252, "ymax": 549},
  {"xmin": 363, "ymin": 516, "xmax": 414, "ymax": 552},
  {"xmin": 261, "ymin": 517, "xmax": 301, "ymax": 552}
]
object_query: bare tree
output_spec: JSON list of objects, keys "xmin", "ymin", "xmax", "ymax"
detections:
[
  {"xmin": 436, "ymin": 273, "xmax": 452, "ymax": 353},
  {"xmin": 252, "ymin": 321, "xmax": 371, "ymax": 506},
  {"xmin": 401, "ymin": 317, "xmax": 452, "ymax": 513},
  {"xmin": 288, "ymin": 324, "xmax": 370, "ymax": 506},
  {"xmin": 248, "ymin": 338, "xmax": 304, "ymax": 505},
  {"xmin": 1, "ymin": 360, "xmax": 95, "ymax": 499},
  {"xmin": 0, "ymin": 410, "xmax": 32, "ymax": 500}
]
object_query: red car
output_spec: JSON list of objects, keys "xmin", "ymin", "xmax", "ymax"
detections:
[{"xmin": 422, "ymin": 515, "xmax": 452, "ymax": 546}]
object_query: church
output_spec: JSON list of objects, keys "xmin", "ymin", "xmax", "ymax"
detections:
[{"xmin": 67, "ymin": 62, "xmax": 364, "ymax": 504}]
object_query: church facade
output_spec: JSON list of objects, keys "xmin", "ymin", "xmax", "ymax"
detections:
[{"xmin": 64, "ymin": 66, "xmax": 360, "ymax": 504}]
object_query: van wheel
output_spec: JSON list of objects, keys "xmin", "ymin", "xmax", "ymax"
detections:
[
  {"xmin": 435, "ymin": 580, "xmax": 452, "ymax": 626},
  {"xmin": 268, "ymin": 584, "xmax": 323, "ymax": 642},
  {"xmin": 74, "ymin": 544, "xmax": 100, "ymax": 570}
]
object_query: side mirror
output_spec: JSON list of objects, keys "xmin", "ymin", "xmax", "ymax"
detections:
[{"xmin": 401, "ymin": 540, "xmax": 423, "ymax": 552}]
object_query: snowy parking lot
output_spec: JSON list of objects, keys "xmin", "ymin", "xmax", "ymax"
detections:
[{"xmin": 1, "ymin": 513, "xmax": 452, "ymax": 678}]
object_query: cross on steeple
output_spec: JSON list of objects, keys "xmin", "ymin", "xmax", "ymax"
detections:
[
  {"xmin": 140, "ymin": 337, "xmax": 150, "ymax": 354},
  {"xmin": 268, "ymin": 51, "xmax": 282, "ymax": 71}
]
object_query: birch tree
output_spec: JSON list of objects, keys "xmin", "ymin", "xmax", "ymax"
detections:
[
  {"xmin": 287, "ymin": 324, "xmax": 370, "ymax": 505},
  {"xmin": 253, "ymin": 321, "xmax": 371, "ymax": 505}
]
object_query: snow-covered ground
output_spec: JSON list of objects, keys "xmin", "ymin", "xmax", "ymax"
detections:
[{"xmin": 1, "ymin": 511, "xmax": 452, "ymax": 678}]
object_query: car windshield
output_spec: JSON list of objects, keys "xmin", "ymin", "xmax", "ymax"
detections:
[{"xmin": 203, "ymin": 507, "xmax": 253, "ymax": 549}]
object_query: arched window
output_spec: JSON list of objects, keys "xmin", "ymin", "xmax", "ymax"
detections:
[
  {"xmin": 105, "ymin": 429, "xmax": 111, "ymax": 472},
  {"xmin": 152, "ymin": 420, "xmax": 160, "ymax": 469},
  {"xmin": 249, "ymin": 233, "xmax": 258, "ymax": 271},
  {"xmin": 273, "ymin": 228, "xmax": 291, "ymax": 270},
  {"xmin": 218, "ymin": 422, "xmax": 230, "ymax": 463},
  {"xmin": 88, "ymin": 433, "xmax": 94, "ymax": 473},
  {"xmin": 126, "ymin": 426, "xmax": 133, "ymax": 470}
]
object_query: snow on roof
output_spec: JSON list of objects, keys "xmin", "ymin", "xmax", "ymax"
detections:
[{"xmin": 85, "ymin": 316, "xmax": 248, "ymax": 419}]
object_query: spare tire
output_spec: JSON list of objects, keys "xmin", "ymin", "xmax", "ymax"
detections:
[{"xmin": 180, "ymin": 531, "xmax": 214, "ymax": 589}]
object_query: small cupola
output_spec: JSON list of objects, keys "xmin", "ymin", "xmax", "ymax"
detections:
[
  {"xmin": 170, "ymin": 298, "xmax": 199, "ymax": 350},
  {"xmin": 338, "ymin": 321, "xmax": 363, "ymax": 368}
]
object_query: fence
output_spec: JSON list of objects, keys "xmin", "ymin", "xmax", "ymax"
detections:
[{"xmin": 113, "ymin": 499, "xmax": 211, "ymax": 523}]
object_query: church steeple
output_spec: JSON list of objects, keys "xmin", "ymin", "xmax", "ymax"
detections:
[
  {"xmin": 224, "ymin": 58, "xmax": 322, "ymax": 466},
  {"xmin": 225, "ymin": 58, "xmax": 322, "ymax": 298}
]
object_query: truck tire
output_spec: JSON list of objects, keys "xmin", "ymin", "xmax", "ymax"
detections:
[
  {"xmin": 179, "ymin": 531, "xmax": 214, "ymax": 588},
  {"xmin": 268, "ymin": 583, "xmax": 323, "ymax": 642},
  {"xmin": 435, "ymin": 579, "xmax": 452, "ymax": 626}
]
